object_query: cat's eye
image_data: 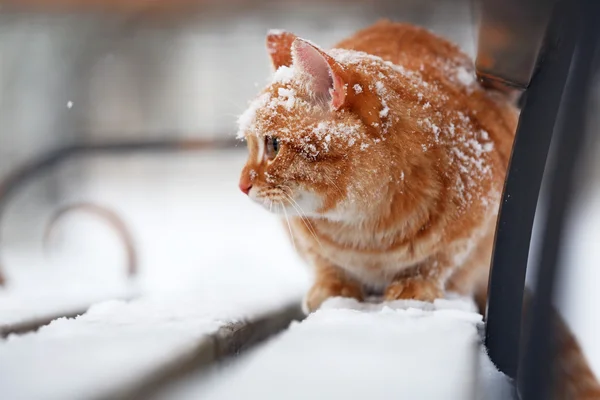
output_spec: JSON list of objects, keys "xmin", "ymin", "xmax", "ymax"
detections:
[{"xmin": 265, "ymin": 136, "xmax": 280, "ymax": 160}]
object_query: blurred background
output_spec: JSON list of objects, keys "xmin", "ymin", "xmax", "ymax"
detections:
[
  {"xmin": 0, "ymin": 0, "xmax": 475, "ymax": 313},
  {"xmin": 1, "ymin": 0, "xmax": 599, "ymax": 388}
]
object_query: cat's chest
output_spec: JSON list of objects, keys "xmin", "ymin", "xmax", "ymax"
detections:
[{"xmin": 291, "ymin": 218, "xmax": 422, "ymax": 285}]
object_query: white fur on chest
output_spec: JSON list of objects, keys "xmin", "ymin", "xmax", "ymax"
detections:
[{"xmin": 291, "ymin": 219, "xmax": 427, "ymax": 287}]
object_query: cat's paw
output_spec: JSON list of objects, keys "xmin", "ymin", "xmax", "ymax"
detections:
[
  {"xmin": 384, "ymin": 278, "xmax": 444, "ymax": 302},
  {"xmin": 303, "ymin": 280, "xmax": 364, "ymax": 314}
]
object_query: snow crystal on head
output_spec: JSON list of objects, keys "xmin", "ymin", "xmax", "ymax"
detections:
[
  {"xmin": 236, "ymin": 65, "xmax": 303, "ymax": 139},
  {"xmin": 268, "ymin": 29, "xmax": 285, "ymax": 36},
  {"xmin": 277, "ymin": 87, "xmax": 296, "ymax": 110},
  {"xmin": 237, "ymin": 92, "xmax": 270, "ymax": 139},
  {"xmin": 307, "ymin": 120, "xmax": 364, "ymax": 156},
  {"xmin": 374, "ymin": 81, "xmax": 391, "ymax": 131},
  {"xmin": 273, "ymin": 65, "xmax": 295, "ymax": 84}
]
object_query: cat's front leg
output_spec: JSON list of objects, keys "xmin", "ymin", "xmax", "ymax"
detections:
[
  {"xmin": 384, "ymin": 277, "xmax": 444, "ymax": 302},
  {"xmin": 384, "ymin": 259, "xmax": 449, "ymax": 302},
  {"xmin": 303, "ymin": 261, "xmax": 364, "ymax": 314}
]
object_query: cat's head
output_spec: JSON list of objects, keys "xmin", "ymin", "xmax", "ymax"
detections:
[{"xmin": 237, "ymin": 31, "xmax": 382, "ymax": 220}]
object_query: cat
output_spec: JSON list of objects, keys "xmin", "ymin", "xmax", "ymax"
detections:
[
  {"xmin": 237, "ymin": 20, "xmax": 516, "ymax": 312},
  {"xmin": 237, "ymin": 20, "xmax": 600, "ymax": 398}
]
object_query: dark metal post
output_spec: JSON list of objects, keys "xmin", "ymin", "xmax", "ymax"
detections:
[
  {"xmin": 518, "ymin": 0, "xmax": 600, "ymax": 398},
  {"xmin": 484, "ymin": 0, "xmax": 580, "ymax": 380}
]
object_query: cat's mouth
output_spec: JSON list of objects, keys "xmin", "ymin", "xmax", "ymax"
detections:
[
  {"xmin": 249, "ymin": 186, "xmax": 296, "ymax": 215},
  {"xmin": 249, "ymin": 185, "xmax": 322, "ymax": 217}
]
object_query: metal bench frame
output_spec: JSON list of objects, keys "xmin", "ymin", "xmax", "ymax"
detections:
[{"xmin": 483, "ymin": 0, "xmax": 600, "ymax": 397}]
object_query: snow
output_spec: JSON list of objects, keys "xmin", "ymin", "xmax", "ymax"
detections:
[
  {"xmin": 0, "ymin": 152, "xmax": 309, "ymax": 399},
  {"xmin": 66, "ymin": 101, "xmax": 73, "ymax": 109},
  {"xmin": 272, "ymin": 65, "xmax": 295, "ymax": 84},
  {"xmin": 1, "ymin": 231, "xmax": 137, "ymax": 329},
  {"xmin": 353, "ymin": 83, "xmax": 363, "ymax": 94},
  {"xmin": 160, "ymin": 297, "xmax": 511, "ymax": 400},
  {"xmin": 237, "ymin": 92, "xmax": 270, "ymax": 138},
  {"xmin": 374, "ymin": 81, "xmax": 391, "ymax": 130},
  {"xmin": 267, "ymin": 29, "xmax": 285, "ymax": 36},
  {"xmin": 313, "ymin": 121, "xmax": 361, "ymax": 148},
  {"xmin": 0, "ymin": 283, "xmax": 134, "ymax": 330},
  {"xmin": 0, "ymin": 293, "xmax": 300, "ymax": 400},
  {"xmin": 277, "ymin": 87, "xmax": 296, "ymax": 110},
  {"xmin": 455, "ymin": 66, "xmax": 475, "ymax": 87}
]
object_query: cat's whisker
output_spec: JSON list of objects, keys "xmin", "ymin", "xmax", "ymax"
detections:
[
  {"xmin": 283, "ymin": 193, "xmax": 323, "ymax": 249},
  {"xmin": 280, "ymin": 200, "xmax": 297, "ymax": 252},
  {"xmin": 324, "ymin": 175, "xmax": 344, "ymax": 196},
  {"xmin": 278, "ymin": 186, "xmax": 319, "ymax": 229},
  {"xmin": 277, "ymin": 185, "xmax": 321, "ymax": 239}
]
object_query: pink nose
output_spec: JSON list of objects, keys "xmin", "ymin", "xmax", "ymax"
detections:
[{"xmin": 239, "ymin": 181, "xmax": 252, "ymax": 195}]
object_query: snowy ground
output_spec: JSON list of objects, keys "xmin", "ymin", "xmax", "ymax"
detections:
[
  {"xmin": 160, "ymin": 297, "xmax": 512, "ymax": 400},
  {"xmin": 0, "ymin": 151, "xmax": 309, "ymax": 328},
  {"xmin": 0, "ymin": 151, "xmax": 310, "ymax": 399},
  {"xmin": 0, "ymin": 294, "xmax": 300, "ymax": 400}
]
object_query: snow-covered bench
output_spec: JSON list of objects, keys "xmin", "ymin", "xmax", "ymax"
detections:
[{"xmin": 160, "ymin": 297, "xmax": 510, "ymax": 400}]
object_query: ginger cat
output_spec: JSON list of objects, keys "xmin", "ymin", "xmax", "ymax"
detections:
[
  {"xmin": 238, "ymin": 20, "xmax": 516, "ymax": 312},
  {"xmin": 236, "ymin": 20, "xmax": 600, "ymax": 398}
]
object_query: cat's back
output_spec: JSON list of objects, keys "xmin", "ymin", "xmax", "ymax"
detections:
[
  {"xmin": 334, "ymin": 20, "xmax": 471, "ymax": 81},
  {"xmin": 336, "ymin": 20, "xmax": 517, "ymax": 166}
]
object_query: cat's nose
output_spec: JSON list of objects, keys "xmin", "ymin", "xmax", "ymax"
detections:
[{"xmin": 239, "ymin": 180, "xmax": 252, "ymax": 195}]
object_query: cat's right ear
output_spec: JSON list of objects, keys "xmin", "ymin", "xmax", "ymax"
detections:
[{"xmin": 266, "ymin": 30, "xmax": 298, "ymax": 70}]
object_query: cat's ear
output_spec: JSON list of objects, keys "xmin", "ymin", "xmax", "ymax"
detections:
[
  {"xmin": 291, "ymin": 38, "xmax": 347, "ymax": 110},
  {"xmin": 266, "ymin": 30, "xmax": 297, "ymax": 70}
]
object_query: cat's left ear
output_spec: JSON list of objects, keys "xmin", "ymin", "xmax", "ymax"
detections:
[
  {"xmin": 266, "ymin": 30, "xmax": 297, "ymax": 70},
  {"xmin": 292, "ymin": 38, "xmax": 347, "ymax": 110}
]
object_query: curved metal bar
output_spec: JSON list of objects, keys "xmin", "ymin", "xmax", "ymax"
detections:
[
  {"xmin": 518, "ymin": 0, "xmax": 600, "ymax": 397},
  {"xmin": 44, "ymin": 202, "xmax": 139, "ymax": 278},
  {"xmin": 484, "ymin": 0, "xmax": 580, "ymax": 380},
  {"xmin": 0, "ymin": 137, "xmax": 240, "ymax": 285}
]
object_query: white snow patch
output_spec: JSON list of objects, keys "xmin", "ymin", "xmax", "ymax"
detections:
[
  {"xmin": 272, "ymin": 65, "xmax": 295, "ymax": 84},
  {"xmin": 236, "ymin": 92, "xmax": 270, "ymax": 138},
  {"xmin": 163, "ymin": 297, "xmax": 511, "ymax": 400},
  {"xmin": 0, "ymin": 292, "xmax": 301, "ymax": 400},
  {"xmin": 353, "ymin": 83, "xmax": 363, "ymax": 94},
  {"xmin": 277, "ymin": 87, "xmax": 296, "ymax": 110},
  {"xmin": 374, "ymin": 81, "xmax": 391, "ymax": 129},
  {"xmin": 267, "ymin": 29, "xmax": 285, "ymax": 36},
  {"xmin": 310, "ymin": 120, "xmax": 363, "ymax": 153},
  {"xmin": 456, "ymin": 66, "xmax": 475, "ymax": 87},
  {"xmin": 0, "ymin": 152, "xmax": 310, "ymax": 400}
]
